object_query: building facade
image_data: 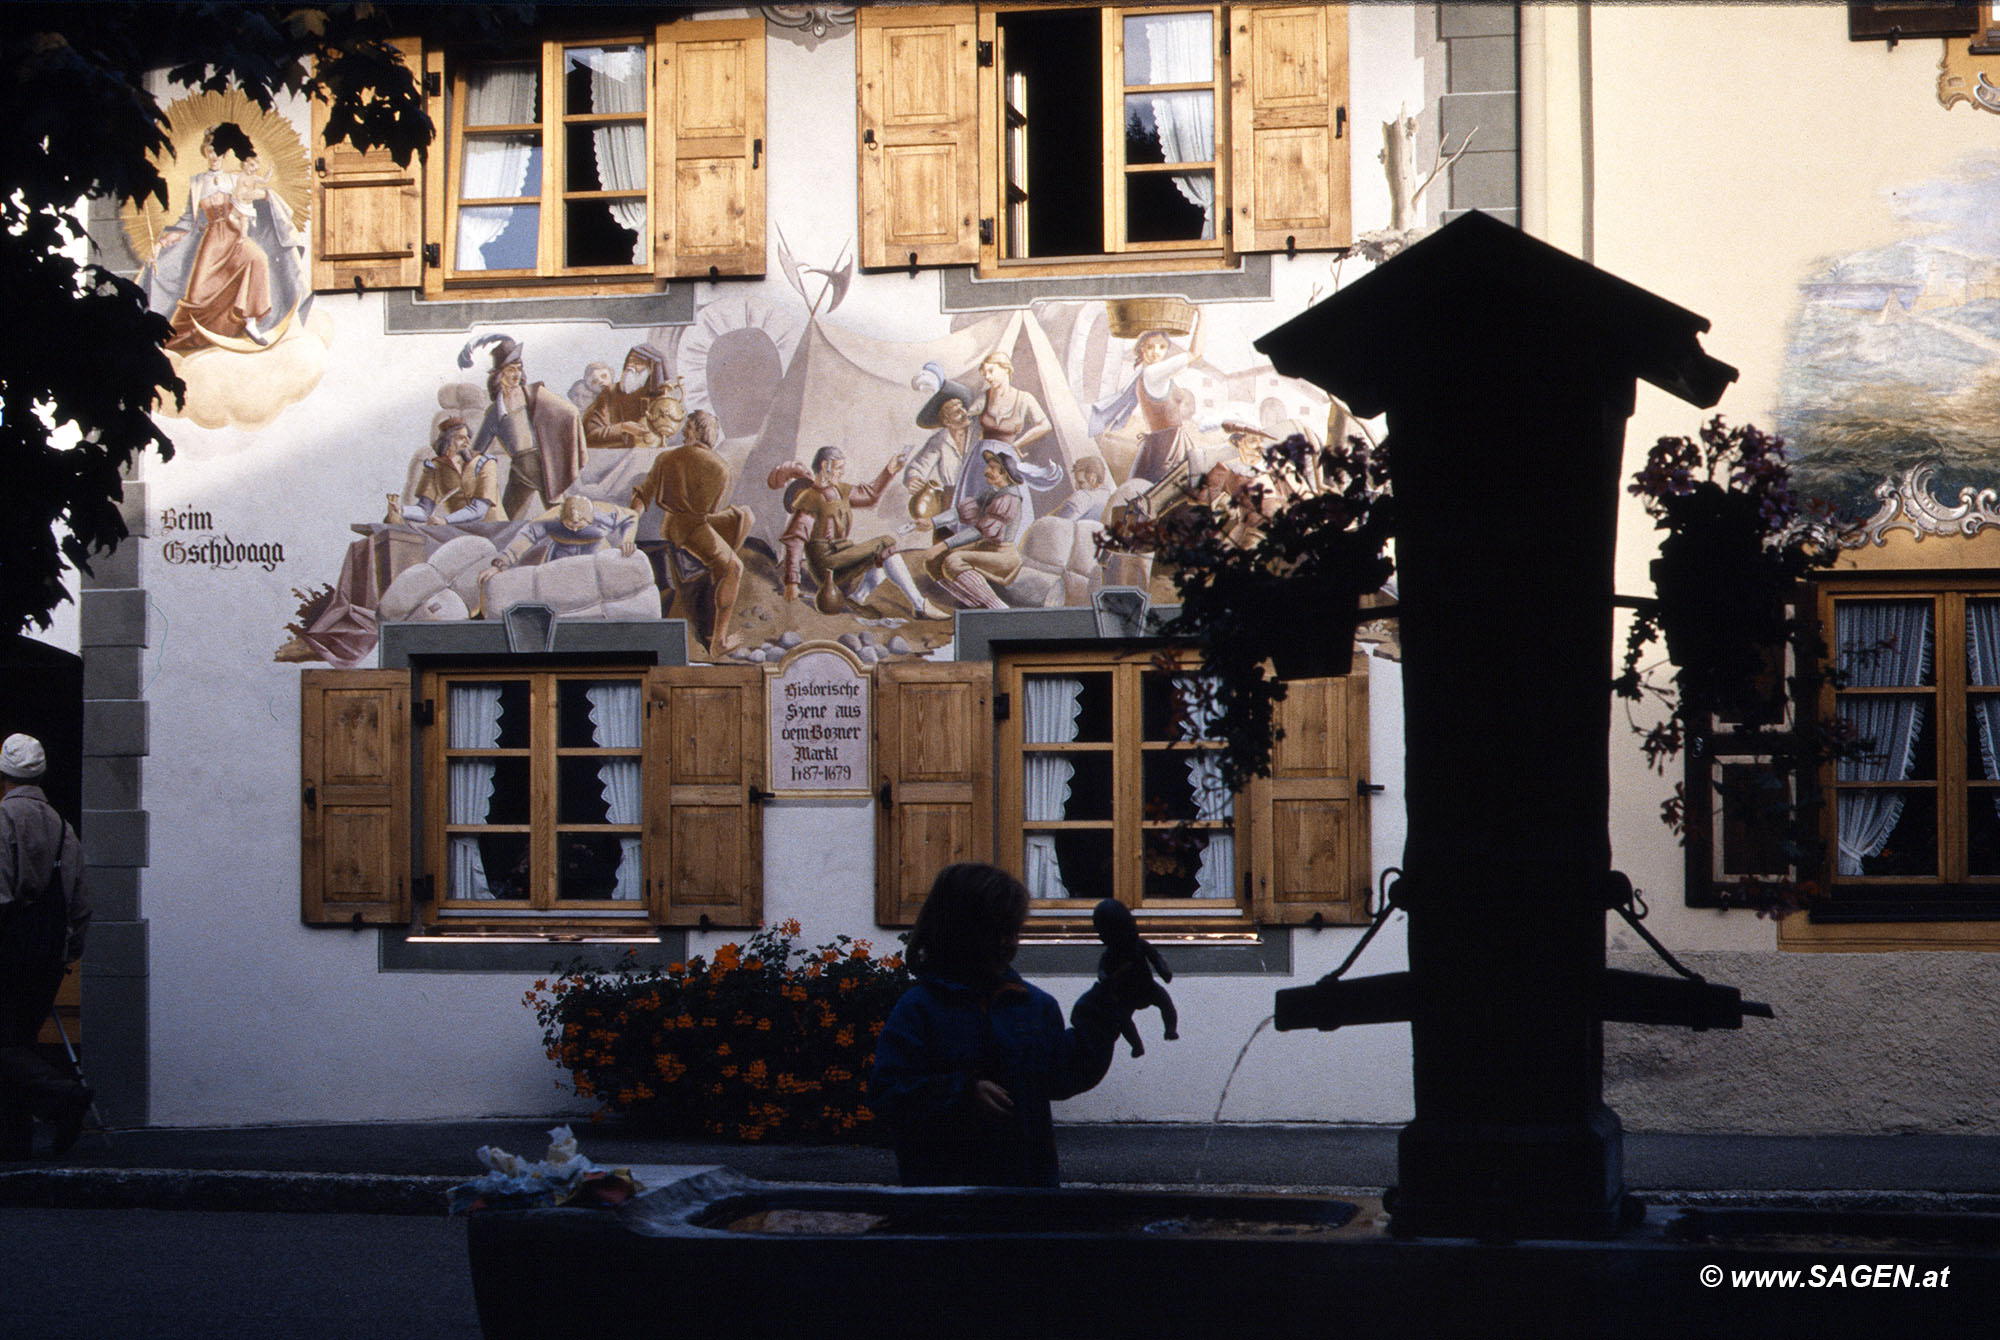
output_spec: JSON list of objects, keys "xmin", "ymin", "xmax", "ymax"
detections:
[{"xmin": 45, "ymin": 4, "xmax": 2000, "ymax": 1139}]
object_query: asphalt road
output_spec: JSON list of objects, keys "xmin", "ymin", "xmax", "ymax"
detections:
[{"xmin": 3, "ymin": 1208, "xmax": 481, "ymax": 1340}]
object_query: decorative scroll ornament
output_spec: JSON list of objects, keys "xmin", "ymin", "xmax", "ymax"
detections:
[
  {"xmin": 762, "ymin": 6, "xmax": 856, "ymax": 41},
  {"xmin": 1849, "ymin": 461, "xmax": 2000, "ymax": 547},
  {"xmin": 1938, "ymin": 39, "xmax": 2000, "ymax": 113}
]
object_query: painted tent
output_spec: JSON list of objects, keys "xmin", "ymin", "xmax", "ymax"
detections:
[{"xmin": 742, "ymin": 308, "xmax": 1096, "ymax": 551}]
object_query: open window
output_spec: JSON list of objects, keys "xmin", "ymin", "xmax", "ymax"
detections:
[{"xmin": 857, "ymin": 4, "xmax": 1348, "ymax": 277}]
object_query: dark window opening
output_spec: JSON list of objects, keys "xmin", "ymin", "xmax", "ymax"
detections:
[{"xmin": 997, "ymin": 8, "xmax": 1104, "ymax": 259}]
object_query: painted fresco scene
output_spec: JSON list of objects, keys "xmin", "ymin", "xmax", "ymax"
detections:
[
  {"xmin": 276, "ymin": 286, "xmax": 1341, "ymax": 668},
  {"xmin": 123, "ymin": 91, "xmax": 334, "ymax": 432},
  {"xmin": 1777, "ymin": 150, "xmax": 2000, "ymax": 524}
]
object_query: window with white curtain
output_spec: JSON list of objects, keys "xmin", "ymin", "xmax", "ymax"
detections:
[
  {"xmin": 1816, "ymin": 583, "xmax": 2000, "ymax": 902},
  {"xmin": 447, "ymin": 39, "xmax": 649, "ymax": 280},
  {"xmin": 991, "ymin": 4, "xmax": 1224, "ymax": 261},
  {"xmin": 432, "ymin": 670, "xmax": 648, "ymax": 920},
  {"xmin": 1002, "ymin": 649, "xmax": 1245, "ymax": 924}
]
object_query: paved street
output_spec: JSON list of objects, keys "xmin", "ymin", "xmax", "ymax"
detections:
[{"xmin": 3, "ymin": 1209, "xmax": 480, "ymax": 1340}]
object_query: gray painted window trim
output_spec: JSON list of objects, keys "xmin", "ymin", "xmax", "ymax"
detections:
[
  {"xmin": 378, "ymin": 931, "xmax": 688, "ymax": 974},
  {"xmin": 376, "ymin": 618, "xmax": 690, "ymax": 971},
  {"xmin": 938, "ymin": 255, "xmax": 1272, "ymax": 313},
  {"xmin": 381, "ymin": 287, "xmax": 696, "ymax": 336}
]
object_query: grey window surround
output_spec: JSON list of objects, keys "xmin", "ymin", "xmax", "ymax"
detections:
[
  {"xmin": 376, "ymin": 618, "xmax": 690, "ymax": 971},
  {"xmin": 938, "ymin": 255, "xmax": 1274, "ymax": 313},
  {"xmin": 381, "ymin": 287, "xmax": 697, "ymax": 336}
]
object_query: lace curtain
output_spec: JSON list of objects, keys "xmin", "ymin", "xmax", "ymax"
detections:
[
  {"xmin": 585, "ymin": 683, "xmax": 643, "ymax": 900},
  {"xmin": 1023, "ymin": 677, "xmax": 1083, "ymax": 899},
  {"xmin": 448, "ymin": 685, "xmax": 505, "ymax": 899},
  {"xmin": 1968, "ymin": 601, "xmax": 2000, "ymax": 825},
  {"xmin": 579, "ymin": 47, "xmax": 648, "ymax": 265},
  {"xmin": 1175, "ymin": 677, "xmax": 1233, "ymax": 899},
  {"xmin": 1835, "ymin": 601, "xmax": 1933, "ymax": 876},
  {"xmin": 1129, "ymin": 11, "xmax": 1216, "ymax": 238},
  {"xmin": 457, "ymin": 66, "xmax": 540, "ymax": 270}
]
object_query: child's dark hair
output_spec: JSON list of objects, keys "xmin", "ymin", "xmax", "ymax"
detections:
[{"xmin": 906, "ymin": 862, "xmax": 1029, "ymax": 983}]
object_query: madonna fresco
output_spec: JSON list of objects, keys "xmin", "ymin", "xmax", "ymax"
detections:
[{"xmin": 124, "ymin": 88, "xmax": 332, "ymax": 431}]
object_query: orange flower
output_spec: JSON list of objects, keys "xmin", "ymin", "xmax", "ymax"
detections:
[
  {"xmin": 716, "ymin": 1042, "xmax": 731, "ymax": 1057},
  {"xmin": 779, "ymin": 918, "xmax": 802, "ymax": 937},
  {"xmin": 755, "ymin": 1019, "xmax": 772, "ymax": 1031},
  {"xmin": 835, "ymin": 1027, "xmax": 855, "ymax": 1048}
]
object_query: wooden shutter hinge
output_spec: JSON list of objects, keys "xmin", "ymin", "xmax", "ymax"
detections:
[
  {"xmin": 412, "ymin": 698, "xmax": 435, "ymax": 728},
  {"xmin": 422, "ymin": 242, "xmax": 440, "ymax": 268},
  {"xmin": 413, "ymin": 873, "xmax": 436, "ymax": 906},
  {"xmin": 423, "ymin": 70, "xmax": 443, "ymax": 98},
  {"xmin": 977, "ymin": 39, "xmax": 994, "ymax": 67},
  {"xmin": 979, "ymin": 218, "xmax": 994, "ymax": 245},
  {"xmin": 1335, "ymin": 106, "xmax": 1346, "ymax": 139},
  {"xmin": 993, "ymin": 691, "xmax": 1010, "ymax": 722}
]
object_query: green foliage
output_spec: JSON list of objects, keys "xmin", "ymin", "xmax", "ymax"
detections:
[
  {"xmin": 525, "ymin": 921, "xmax": 915, "ymax": 1143},
  {"xmin": 1618, "ymin": 417, "xmax": 1847, "ymax": 916},
  {"xmin": 1103, "ymin": 433, "xmax": 1394, "ymax": 795},
  {"xmin": 0, "ymin": 4, "xmax": 462, "ymax": 635}
]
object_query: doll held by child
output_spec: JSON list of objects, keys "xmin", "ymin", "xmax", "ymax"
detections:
[
  {"xmin": 1091, "ymin": 898, "xmax": 1178, "ymax": 1057},
  {"xmin": 869, "ymin": 863, "xmax": 1144, "ymax": 1187}
]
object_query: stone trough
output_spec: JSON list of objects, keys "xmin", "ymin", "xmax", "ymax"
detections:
[{"xmin": 466, "ymin": 1169, "xmax": 2000, "ymax": 1339}]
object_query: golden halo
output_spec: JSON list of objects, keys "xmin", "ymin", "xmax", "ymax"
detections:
[{"xmin": 120, "ymin": 88, "xmax": 312, "ymax": 266}]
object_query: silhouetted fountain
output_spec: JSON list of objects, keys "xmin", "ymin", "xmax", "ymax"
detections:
[{"xmin": 1259, "ymin": 209, "xmax": 1768, "ymax": 1238}]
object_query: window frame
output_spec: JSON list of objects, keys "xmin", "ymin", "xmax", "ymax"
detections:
[
  {"xmin": 996, "ymin": 646, "xmax": 1252, "ymax": 932},
  {"xmin": 438, "ymin": 37, "xmax": 657, "ymax": 291},
  {"xmin": 423, "ymin": 666, "xmax": 654, "ymax": 929},
  {"xmin": 1782, "ymin": 567, "xmax": 2000, "ymax": 951},
  {"xmin": 981, "ymin": 3, "xmax": 1231, "ymax": 272}
]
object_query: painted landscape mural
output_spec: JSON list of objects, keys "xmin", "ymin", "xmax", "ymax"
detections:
[{"xmin": 1779, "ymin": 150, "xmax": 2000, "ymax": 523}]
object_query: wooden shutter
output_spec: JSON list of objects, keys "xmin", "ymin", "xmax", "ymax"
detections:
[
  {"xmin": 655, "ymin": 17, "xmax": 767, "ymax": 279},
  {"xmin": 875, "ymin": 662, "xmax": 993, "ymax": 926},
  {"xmin": 301, "ymin": 669, "xmax": 411, "ymax": 925},
  {"xmin": 645, "ymin": 667, "xmax": 765, "ymax": 927},
  {"xmin": 1247, "ymin": 661, "xmax": 1369, "ymax": 925},
  {"xmin": 857, "ymin": 5, "xmax": 980, "ymax": 271},
  {"xmin": 311, "ymin": 35, "xmax": 424, "ymax": 292},
  {"xmin": 1229, "ymin": 4, "xmax": 1350, "ymax": 253}
]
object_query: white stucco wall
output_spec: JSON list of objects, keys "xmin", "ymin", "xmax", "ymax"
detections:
[
  {"xmin": 134, "ymin": 8, "xmax": 1430, "ymax": 1127},
  {"xmin": 1536, "ymin": 5, "xmax": 2000, "ymax": 1130}
]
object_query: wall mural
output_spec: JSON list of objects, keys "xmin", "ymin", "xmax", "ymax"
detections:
[
  {"xmin": 122, "ymin": 90, "xmax": 333, "ymax": 431},
  {"xmin": 274, "ymin": 274, "xmax": 1334, "ymax": 668},
  {"xmin": 1779, "ymin": 151, "xmax": 2000, "ymax": 524}
]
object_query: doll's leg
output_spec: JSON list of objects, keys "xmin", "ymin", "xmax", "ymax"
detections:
[
  {"xmin": 1152, "ymin": 982, "xmax": 1179, "ymax": 1040},
  {"xmin": 1118, "ymin": 1014, "xmax": 1145, "ymax": 1058}
]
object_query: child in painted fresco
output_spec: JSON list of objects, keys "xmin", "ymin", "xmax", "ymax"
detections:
[{"xmin": 869, "ymin": 863, "xmax": 1144, "ymax": 1187}]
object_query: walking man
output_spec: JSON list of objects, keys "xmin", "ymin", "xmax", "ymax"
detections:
[{"xmin": 0, "ymin": 734, "xmax": 91, "ymax": 1159}]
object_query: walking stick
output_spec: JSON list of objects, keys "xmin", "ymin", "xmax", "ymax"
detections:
[{"xmin": 48, "ymin": 1005, "xmax": 108, "ymax": 1147}]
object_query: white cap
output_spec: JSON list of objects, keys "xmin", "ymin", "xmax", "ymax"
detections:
[{"xmin": 0, "ymin": 733, "xmax": 46, "ymax": 780}]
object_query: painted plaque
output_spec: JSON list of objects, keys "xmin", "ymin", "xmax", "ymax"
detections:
[{"xmin": 768, "ymin": 641, "xmax": 871, "ymax": 796}]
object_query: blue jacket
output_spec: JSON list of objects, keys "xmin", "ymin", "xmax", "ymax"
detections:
[{"xmin": 870, "ymin": 969, "xmax": 1123, "ymax": 1187}]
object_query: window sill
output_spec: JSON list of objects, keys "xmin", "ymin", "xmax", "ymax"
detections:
[
  {"xmin": 379, "ymin": 927, "xmax": 688, "ymax": 974},
  {"xmin": 1779, "ymin": 907, "xmax": 2000, "ymax": 953},
  {"xmin": 1015, "ymin": 928, "xmax": 1291, "ymax": 977},
  {"xmin": 979, "ymin": 250, "xmax": 1233, "ymax": 280}
]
